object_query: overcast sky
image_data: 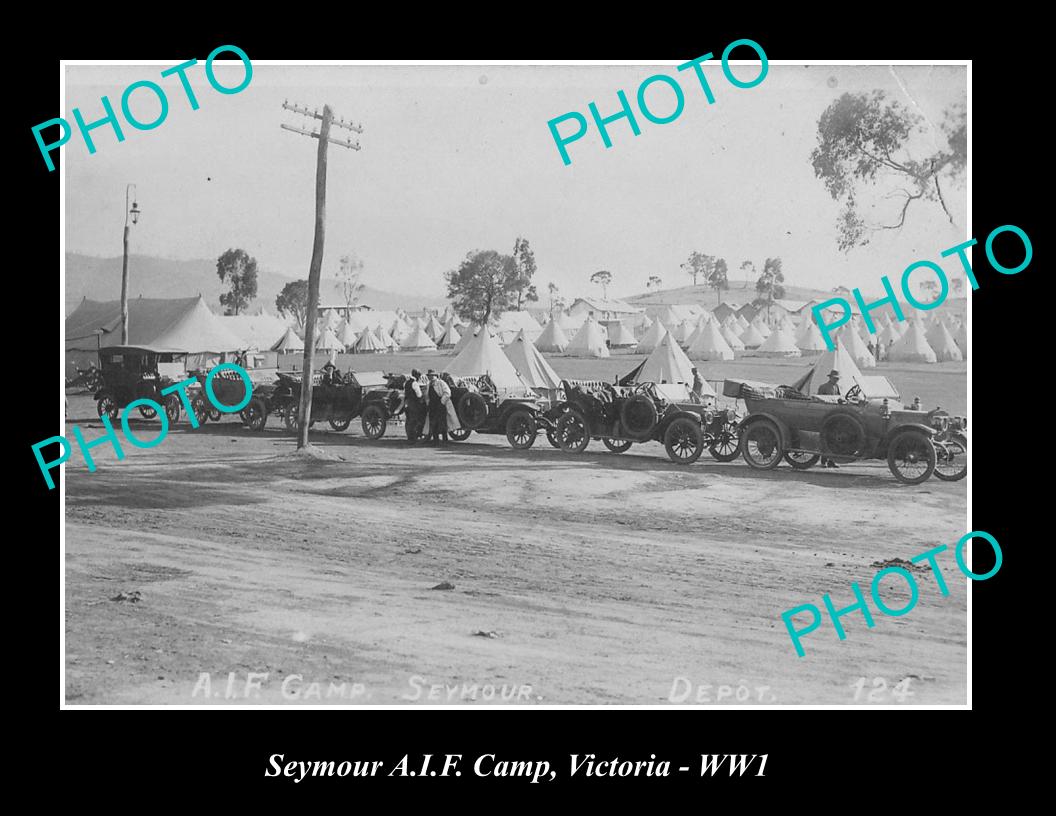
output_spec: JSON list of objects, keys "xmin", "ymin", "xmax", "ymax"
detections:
[{"xmin": 64, "ymin": 62, "xmax": 967, "ymax": 302}]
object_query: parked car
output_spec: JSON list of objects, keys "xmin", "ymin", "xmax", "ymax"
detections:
[
  {"xmin": 442, "ymin": 374, "xmax": 553, "ymax": 449},
  {"xmin": 93, "ymin": 346, "xmax": 186, "ymax": 424},
  {"xmin": 269, "ymin": 369, "xmax": 390, "ymax": 433},
  {"xmin": 554, "ymin": 379, "xmax": 737, "ymax": 465},
  {"xmin": 728, "ymin": 377, "xmax": 952, "ymax": 484}
]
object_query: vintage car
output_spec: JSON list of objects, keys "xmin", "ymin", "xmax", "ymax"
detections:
[
  {"xmin": 728, "ymin": 376, "xmax": 956, "ymax": 484},
  {"xmin": 553, "ymin": 379, "xmax": 739, "ymax": 465},
  {"xmin": 444, "ymin": 374, "xmax": 553, "ymax": 449},
  {"xmin": 93, "ymin": 346, "xmax": 187, "ymax": 423},
  {"xmin": 269, "ymin": 369, "xmax": 391, "ymax": 433}
]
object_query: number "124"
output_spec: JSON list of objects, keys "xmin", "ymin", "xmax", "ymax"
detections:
[{"xmin": 851, "ymin": 677, "xmax": 915, "ymax": 703}]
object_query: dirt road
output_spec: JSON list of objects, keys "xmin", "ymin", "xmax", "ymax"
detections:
[{"xmin": 63, "ymin": 394, "xmax": 967, "ymax": 705}]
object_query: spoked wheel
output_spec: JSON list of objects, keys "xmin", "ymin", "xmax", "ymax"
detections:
[
  {"xmin": 361, "ymin": 404, "xmax": 387, "ymax": 440},
  {"xmin": 664, "ymin": 417, "xmax": 704, "ymax": 465},
  {"xmin": 708, "ymin": 420, "xmax": 741, "ymax": 462},
  {"xmin": 505, "ymin": 409, "xmax": 537, "ymax": 450},
  {"xmin": 164, "ymin": 395, "xmax": 181, "ymax": 424},
  {"xmin": 283, "ymin": 407, "xmax": 299, "ymax": 433},
  {"xmin": 886, "ymin": 430, "xmax": 937, "ymax": 485},
  {"xmin": 741, "ymin": 419, "xmax": 783, "ymax": 469},
  {"xmin": 784, "ymin": 450, "xmax": 821, "ymax": 470},
  {"xmin": 244, "ymin": 398, "xmax": 268, "ymax": 432},
  {"xmin": 329, "ymin": 415, "xmax": 353, "ymax": 431},
  {"xmin": 137, "ymin": 403, "xmax": 158, "ymax": 419},
  {"xmin": 602, "ymin": 438, "xmax": 633, "ymax": 453},
  {"xmin": 556, "ymin": 410, "xmax": 590, "ymax": 454},
  {"xmin": 449, "ymin": 428, "xmax": 471, "ymax": 442},
  {"xmin": 207, "ymin": 406, "xmax": 221, "ymax": 422},
  {"xmin": 934, "ymin": 433, "xmax": 967, "ymax": 482},
  {"xmin": 96, "ymin": 394, "xmax": 118, "ymax": 422},
  {"xmin": 546, "ymin": 429, "xmax": 561, "ymax": 448},
  {"xmin": 191, "ymin": 396, "xmax": 210, "ymax": 426}
]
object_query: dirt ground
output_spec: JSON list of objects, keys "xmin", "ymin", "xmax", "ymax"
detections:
[{"xmin": 63, "ymin": 357, "xmax": 968, "ymax": 706}]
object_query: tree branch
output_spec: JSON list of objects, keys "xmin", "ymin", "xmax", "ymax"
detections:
[
  {"xmin": 878, "ymin": 189, "xmax": 925, "ymax": 230},
  {"xmin": 932, "ymin": 160, "xmax": 956, "ymax": 226}
]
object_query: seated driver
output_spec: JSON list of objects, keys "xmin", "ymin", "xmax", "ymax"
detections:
[{"xmin": 321, "ymin": 360, "xmax": 341, "ymax": 386}]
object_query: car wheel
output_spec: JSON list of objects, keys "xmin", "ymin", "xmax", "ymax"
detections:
[
  {"xmin": 449, "ymin": 427, "xmax": 471, "ymax": 442},
  {"xmin": 96, "ymin": 393, "xmax": 118, "ymax": 421},
  {"xmin": 244, "ymin": 398, "xmax": 268, "ymax": 432},
  {"xmin": 361, "ymin": 404, "xmax": 387, "ymax": 439},
  {"xmin": 784, "ymin": 450, "xmax": 821, "ymax": 470},
  {"xmin": 458, "ymin": 391, "xmax": 489, "ymax": 430},
  {"xmin": 329, "ymin": 415, "xmax": 353, "ymax": 431},
  {"xmin": 741, "ymin": 419, "xmax": 783, "ymax": 469},
  {"xmin": 934, "ymin": 433, "xmax": 967, "ymax": 482},
  {"xmin": 283, "ymin": 406, "xmax": 299, "ymax": 433},
  {"xmin": 191, "ymin": 396, "xmax": 210, "ymax": 426},
  {"xmin": 887, "ymin": 430, "xmax": 937, "ymax": 484},
  {"xmin": 620, "ymin": 394, "xmax": 657, "ymax": 439},
  {"xmin": 708, "ymin": 420, "xmax": 741, "ymax": 462},
  {"xmin": 505, "ymin": 409, "xmax": 537, "ymax": 450},
  {"xmin": 664, "ymin": 417, "xmax": 704, "ymax": 465},
  {"xmin": 602, "ymin": 438, "xmax": 633, "ymax": 453},
  {"xmin": 556, "ymin": 410, "xmax": 590, "ymax": 454},
  {"xmin": 546, "ymin": 429, "xmax": 561, "ymax": 449},
  {"xmin": 137, "ymin": 403, "xmax": 158, "ymax": 420},
  {"xmin": 207, "ymin": 406, "xmax": 221, "ymax": 422},
  {"xmin": 164, "ymin": 394, "xmax": 181, "ymax": 424}
]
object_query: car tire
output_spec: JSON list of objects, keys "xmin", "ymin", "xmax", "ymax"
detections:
[
  {"xmin": 784, "ymin": 451, "xmax": 821, "ymax": 470},
  {"xmin": 740, "ymin": 418, "xmax": 783, "ymax": 469},
  {"xmin": 458, "ymin": 391, "xmax": 488, "ymax": 430},
  {"xmin": 602, "ymin": 438, "xmax": 633, "ymax": 453},
  {"xmin": 505, "ymin": 409, "xmax": 537, "ymax": 450},
  {"xmin": 620, "ymin": 394, "xmax": 657, "ymax": 439},
  {"xmin": 556, "ymin": 410, "xmax": 590, "ymax": 454},
  {"xmin": 361, "ymin": 403, "xmax": 387, "ymax": 439},
  {"xmin": 708, "ymin": 419, "xmax": 741, "ymax": 462},
  {"xmin": 244, "ymin": 398, "xmax": 268, "ymax": 432},
  {"xmin": 887, "ymin": 429, "xmax": 937, "ymax": 484},
  {"xmin": 664, "ymin": 417, "xmax": 704, "ymax": 465},
  {"xmin": 934, "ymin": 432, "xmax": 967, "ymax": 482}
]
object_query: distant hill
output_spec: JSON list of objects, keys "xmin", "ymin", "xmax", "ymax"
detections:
[
  {"xmin": 64, "ymin": 253, "xmax": 448, "ymax": 316},
  {"xmin": 626, "ymin": 280, "xmax": 834, "ymax": 309},
  {"xmin": 625, "ymin": 279, "xmax": 967, "ymax": 316}
]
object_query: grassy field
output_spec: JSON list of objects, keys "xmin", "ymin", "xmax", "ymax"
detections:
[{"xmin": 349, "ymin": 350, "xmax": 968, "ymax": 415}]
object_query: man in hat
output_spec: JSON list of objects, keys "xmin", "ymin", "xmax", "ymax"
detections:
[
  {"xmin": 426, "ymin": 369, "xmax": 450, "ymax": 446},
  {"xmin": 818, "ymin": 370, "xmax": 841, "ymax": 468},
  {"xmin": 404, "ymin": 369, "xmax": 425, "ymax": 442}
]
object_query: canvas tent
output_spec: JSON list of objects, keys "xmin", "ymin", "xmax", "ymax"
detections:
[
  {"xmin": 687, "ymin": 320, "xmax": 735, "ymax": 361},
  {"xmin": 837, "ymin": 324, "xmax": 877, "ymax": 368},
  {"xmin": 606, "ymin": 321, "xmax": 638, "ymax": 349},
  {"xmin": 437, "ymin": 318, "xmax": 461, "ymax": 349},
  {"xmin": 444, "ymin": 324, "xmax": 532, "ymax": 392},
  {"xmin": 888, "ymin": 320, "xmax": 937, "ymax": 363},
  {"xmin": 738, "ymin": 322, "xmax": 766, "ymax": 349},
  {"xmin": 795, "ymin": 320, "xmax": 827, "ymax": 355},
  {"xmin": 335, "ymin": 320, "xmax": 359, "ymax": 349},
  {"xmin": 270, "ymin": 326, "xmax": 304, "ymax": 352},
  {"xmin": 314, "ymin": 326, "xmax": 344, "ymax": 351},
  {"xmin": 790, "ymin": 338, "xmax": 868, "ymax": 396},
  {"xmin": 222, "ymin": 313, "xmax": 292, "ymax": 351},
  {"xmin": 929, "ymin": 323, "xmax": 963, "ymax": 362},
  {"xmin": 636, "ymin": 335, "xmax": 715, "ymax": 395},
  {"xmin": 756, "ymin": 325, "xmax": 802, "ymax": 358},
  {"xmin": 399, "ymin": 325, "xmax": 438, "ymax": 351},
  {"xmin": 504, "ymin": 329, "xmax": 562, "ymax": 390},
  {"xmin": 720, "ymin": 322, "xmax": 745, "ymax": 351},
  {"xmin": 354, "ymin": 327, "xmax": 386, "ymax": 353},
  {"xmin": 565, "ymin": 317, "xmax": 610, "ymax": 357},
  {"xmin": 534, "ymin": 319, "xmax": 570, "ymax": 353},
  {"xmin": 636, "ymin": 320, "xmax": 668, "ymax": 354}
]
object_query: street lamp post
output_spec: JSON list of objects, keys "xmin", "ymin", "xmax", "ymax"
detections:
[{"xmin": 121, "ymin": 185, "xmax": 141, "ymax": 344}]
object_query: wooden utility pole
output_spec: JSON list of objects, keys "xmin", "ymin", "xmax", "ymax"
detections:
[
  {"xmin": 120, "ymin": 184, "xmax": 140, "ymax": 344},
  {"xmin": 281, "ymin": 101, "xmax": 362, "ymax": 449}
]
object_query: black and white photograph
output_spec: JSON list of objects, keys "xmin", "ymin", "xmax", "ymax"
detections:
[{"xmin": 57, "ymin": 56, "xmax": 970, "ymax": 707}]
